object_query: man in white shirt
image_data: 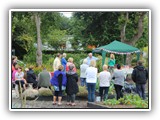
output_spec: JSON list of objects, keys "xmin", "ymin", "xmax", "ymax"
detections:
[
  {"xmin": 86, "ymin": 53, "xmax": 98, "ymax": 65},
  {"xmin": 53, "ymin": 53, "xmax": 62, "ymax": 71}
]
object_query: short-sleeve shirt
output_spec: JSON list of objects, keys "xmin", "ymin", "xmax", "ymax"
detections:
[{"xmin": 15, "ymin": 72, "xmax": 24, "ymax": 80}]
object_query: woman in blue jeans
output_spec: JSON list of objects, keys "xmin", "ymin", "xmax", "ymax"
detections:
[{"xmin": 86, "ymin": 60, "xmax": 97, "ymax": 102}]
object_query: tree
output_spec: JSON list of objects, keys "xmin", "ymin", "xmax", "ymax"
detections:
[
  {"xmin": 34, "ymin": 13, "xmax": 42, "ymax": 66},
  {"xmin": 73, "ymin": 12, "xmax": 120, "ymax": 48},
  {"xmin": 12, "ymin": 12, "xmax": 35, "ymax": 59},
  {"xmin": 119, "ymin": 12, "xmax": 148, "ymax": 64},
  {"xmin": 72, "ymin": 12, "xmax": 148, "ymax": 65},
  {"xmin": 12, "ymin": 11, "xmax": 65, "ymax": 64},
  {"xmin": 47, "ymin": 29, "xmax": 67, "ymax": 50},
  {"xmin": 119, "ymin": 12, "xmax": 147, "ymax": 45}
]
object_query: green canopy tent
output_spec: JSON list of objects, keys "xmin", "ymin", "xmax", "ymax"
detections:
[{"xmin": 92, "ymin": 40, "xmax": 141, "ymax": 66}]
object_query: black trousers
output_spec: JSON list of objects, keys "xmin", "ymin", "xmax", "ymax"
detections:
[{"xmin": 114, "ymin": 84, "xmax": 123, "ymax": 100}]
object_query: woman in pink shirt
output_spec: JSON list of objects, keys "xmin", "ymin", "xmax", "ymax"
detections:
[
  {"xmin": 12, "ymin": 65, "xmax": 18, "ymax": 85},
  {"xmin": 66, "ymin": 57, "xmax": 77, "ymax": 72}
]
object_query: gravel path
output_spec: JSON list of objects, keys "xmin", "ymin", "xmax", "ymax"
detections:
[{"xmin": 12, "ymin": 90, "xmax": 88, "ymax": 109}]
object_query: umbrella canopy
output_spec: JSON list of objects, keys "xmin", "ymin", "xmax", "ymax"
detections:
[
  {"xmin": 93, "ymin": 40, "xmax": 140, "ymax": 54},
  {"xmin": 92, "ymin": 40, "xmax": 141, "ymax": 65}
]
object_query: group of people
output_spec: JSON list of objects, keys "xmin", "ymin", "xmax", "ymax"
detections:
[
  {"xmin": 50, "ymin": 52, "xmax": 99, "ymax": 105},
  {"xmin": 12, "ymin": 56, "xmax": 51, "ymax": 97},
  {"xmin": 12, "ymin": 52, "xmax": 148, "ymax": 106}
]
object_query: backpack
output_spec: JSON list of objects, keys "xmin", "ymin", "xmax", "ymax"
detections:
[{"xmin": 135, "ymin": 68, "xmax": 147, "ymax": 84}]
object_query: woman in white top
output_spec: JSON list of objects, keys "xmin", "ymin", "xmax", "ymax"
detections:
[
  {"xmin": 98, "ymin": 65, "xmax": 111, "ymax": 101},
  {"xmin": 86, "ymin": 60, "xmax": 97, "ymax": 102},
  {"xmin": 80, "ymin": 59, "xmax": 89, "ymax": 86}
]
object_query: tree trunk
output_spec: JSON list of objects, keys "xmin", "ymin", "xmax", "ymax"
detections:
[
  {"xmin": 120, "ymin": 12, "xmax": 128, "ymax": 43},
  {"xmin": 35, "ymin": 13, "xmax": 42, "ymax": 66},
  {"xmin": 120, "ymin": 12, "xmax": 147, "ymax": 65}
]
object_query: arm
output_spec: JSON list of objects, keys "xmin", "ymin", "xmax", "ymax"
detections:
[
  {"xmin": 62, "ymin": 73, "xmax": 67, "ymax": 86},
  {"xmin": 15, "ymin": 73, "xmax": 19, "ymax": 81},
  {"xmin": 132, "ymin": 69, "xmax": 136, "ymax": 83},
  {"xmin": 112, "ymin": 72, "xmax": 115, "ymax": 79},
  {"xmin": 64, "ymin": 58, "xmax": 67, "ymax": 64},
  {"xmin": 50, "ymin": 72, "xmax": 56, "ymax": 86},
  {"xmin": 75, "ymin": 73, "xmax": 79, "ymax": 82},
  {"xmin": 31, "ymin": 72, "xmax": 37, "ymax": 80}
]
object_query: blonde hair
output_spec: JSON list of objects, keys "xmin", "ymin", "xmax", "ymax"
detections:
[
  {"xmin": 68, "ymin": 57, "xmax": 73, "ymax": 63},
  {"xmin": 110, "ymin": 54, "xmax": 115, "ymax": 59},
  {"xmin": 90, "ymin": 60, "xmax": 96, "ymax": 67},
  {"xmin": 103, "ymin": 64, "xmax": 108, "ymax": 70},
  {"xmin": 62, "ymin": 53, "xmax": 66, "ymax": 57},
  {"xmin": 83, "ymin": 59, "xmax": 87, "ymax": 64},
  {"xmin": 58, "ymin": 65, "xmax": 64, "ymax": 71}
]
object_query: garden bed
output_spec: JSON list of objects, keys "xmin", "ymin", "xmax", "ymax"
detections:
[{"xmin": 87, "ymin": 94, "xmax": 148, "ymax": 109}]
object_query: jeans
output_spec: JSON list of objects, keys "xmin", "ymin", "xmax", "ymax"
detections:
[
  {"xmin": 99, "ymin": 87, "xmax": 109, "ymax": 101},
  {"xmin": 87, "ymin": 83, "xmax": 96, "ymax": 102},
  {"xmin": 67, "ymin": 94, "xmax": 76, "ymax": 103},
  {"xmin": 15, "ymin": 80, "xmax": 25, "ymax": 88},
  {"xmin": 108, "ymin": 66, "xmax": 114, "ymax": 75},
  {"xmin": 136, "ymin": 83, "xmax": 146, "ymax": 100},
  {"xmin": 114, "ymin": 84, "xmax": 123, "ymax": 100},
  {"xmin": 80, "ymin": 78, "xmax": 86, "ymax": 86}
]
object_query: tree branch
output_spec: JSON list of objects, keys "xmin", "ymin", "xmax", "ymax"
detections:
[
  {"xmin": 120, "ymin": 12, "xmax": 128, "ymax": 42},
  {"xmin": 131, "ymin": 12, "xmax": 147, "ymax": 45}
]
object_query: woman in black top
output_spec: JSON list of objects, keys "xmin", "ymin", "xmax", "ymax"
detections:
[{"xmin": 66, "ymin": 64, "xmax": 79, "ymax": 106}]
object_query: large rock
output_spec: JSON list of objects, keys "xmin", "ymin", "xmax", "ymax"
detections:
[
  {"xmin": 22, "ymin": 87, "xmax": 39, "ymax": 100},
  {"xmin": 38, "ymin": 87, "xmax": 53, "ymax": 96}
]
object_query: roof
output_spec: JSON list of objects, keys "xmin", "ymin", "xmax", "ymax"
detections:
[{"xmin": 93, "ymin": 40, "xmax": 140, "ymax": 54}]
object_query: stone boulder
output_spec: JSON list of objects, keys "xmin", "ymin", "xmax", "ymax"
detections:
[
  {"xmin": 22, "ymin": 86, "xmax": 39, "ymax": 100},
  {"xmin": 38, "ymin": 87, "xmax": 53, "ymax": 96}
]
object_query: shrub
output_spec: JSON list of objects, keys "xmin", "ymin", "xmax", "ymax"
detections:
[
  {"xmin": 104, "ymin": 98, "xmax": 120, "ymax": 105},
  {"xmin": 33, "ymin": 66, "xmax": 43, "ymax": 76},
  {"xmin": 103, "ymin": 93, "xmax": 148, "ymax": 108}
]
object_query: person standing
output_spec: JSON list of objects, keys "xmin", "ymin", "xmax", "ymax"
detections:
[
  {"xmin": 132, "ymin": 60, "xmax": 148, "ymax": 100},
  {"xmin": 12, "ymin": 56, "xmax": 18, "ymax": 72},
  {"xmin": 37, "ymin": 67, "xmax": 52, "ymax": 89},
  {"xmin": 86, "ymin": 53, "xmax": 98, "ymax": 65},
  {"xmin": 53, "ymin": 53, "xmax": 62, "ymax": 71},
  {"xmin": 66, "ymin": 57, "xmax": 77, "ymax": 72},
  {"xmin": 66, "ymin": 64, "xmax": 79, "ymax": 106},
  {"xmin": 61, "ymin": 53, "xmax": 67, "ymax": 72},
  {"xmin": 112, "ymin": 64, "xmax": 125, "ymax": 100},
  {"xmin": 80, "ymin": 59, "xmax": 89, "ymax": 87},
  {"xmin": 98, "ymin": 65, "xmax": 111, "ymax": 101},
  {"xmin": 50, "ymin": 65, "xmax": 67, "ymax": 105},
  {"xmin": 108, "ymin": 53, "xmax": 116, "ymax": 74},
  {"xmin": 86, "ymin": 60, "xmax": 98, "ymax": 102}
]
